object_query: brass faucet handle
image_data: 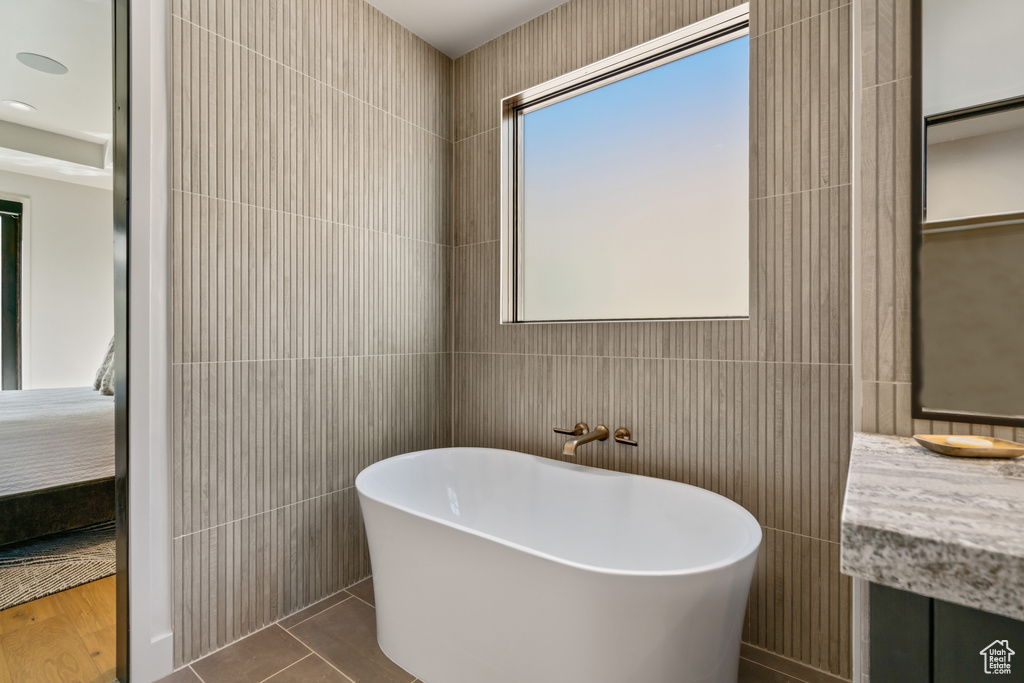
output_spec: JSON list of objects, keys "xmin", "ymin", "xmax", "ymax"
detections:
[
  {"xmin": 554, "ymin": 422, "xmax": 588, "ymax": 437},
  {"xmin": 614, "ymin": 427, "xmax": 638, "ymax": 447}
]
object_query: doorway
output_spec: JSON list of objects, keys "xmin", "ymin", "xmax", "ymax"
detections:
[{"xmin": 0, "ymin": 0, "xmax": 128, "ymax": 680}]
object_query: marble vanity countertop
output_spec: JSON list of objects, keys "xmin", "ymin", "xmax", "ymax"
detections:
[{"xmin": 841, "ymin": 432, "xmax": 1024, "ymax": 620}]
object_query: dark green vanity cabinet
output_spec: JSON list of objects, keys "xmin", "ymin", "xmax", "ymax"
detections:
[
  {"xmin": 871, "ymin": 584, "xmax": 1024, "ymax": 682},
  {"xmin": 842, "ymin": 436, "xmax": 1024, "ymax": 682}
]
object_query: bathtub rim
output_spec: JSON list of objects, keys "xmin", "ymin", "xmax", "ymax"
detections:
[{"xmin": 356, "ymin": 446, "xmax": 763, "ymax": 579}]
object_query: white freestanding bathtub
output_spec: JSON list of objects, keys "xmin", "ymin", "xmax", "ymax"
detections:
[{"xmin": 356, "ymin": 447, "xmax": 761, "ymax": 683}]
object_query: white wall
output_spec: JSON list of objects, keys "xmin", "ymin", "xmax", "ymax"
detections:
[
  {"xmin": 0, "ymin": 169, "xmax": 113, "ymax": 389},
  {"xmin": 927, "ymin": 125, "xmax": 1024, "ymax": 221},
  {"xmin": 923, "ymin": 0, "xmax": 1024, "ymax": 116},
  {"xmin": 129, "ymin": 0, "xmax": 174, "ymax": 678}
]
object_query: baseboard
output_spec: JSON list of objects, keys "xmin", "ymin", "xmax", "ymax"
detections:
[
  {"xmin": 130, "ymin": 631, "xmax": 174, "ymax": 683},
  {"xmin": 740, "ymin": 643, "xmax": 851, "ymax": 683}
]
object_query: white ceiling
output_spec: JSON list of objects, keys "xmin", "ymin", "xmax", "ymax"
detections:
[
  {"xmin": 365, "ymin": 0, "xmax": 567, "ymax": 58},
  {"xmin": 0, "ymin": 0, "xmax": 562, "ymax": 189},
  {"xmin": 0, "ymin": 0, "xmax": 112, "ymax": 188}
]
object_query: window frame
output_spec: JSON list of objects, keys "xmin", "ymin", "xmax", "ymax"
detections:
[{"xmin": 499, "ymin": 3, "xmax": 751, "ymax": 324}]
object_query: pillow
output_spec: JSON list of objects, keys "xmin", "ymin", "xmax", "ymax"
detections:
[{"xmin": 94, "ymin": 336, "xmax": 115, "ymax": 396}]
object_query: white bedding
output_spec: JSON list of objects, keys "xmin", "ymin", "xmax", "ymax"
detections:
[{"xmin": 0, "ymin": 387, "xmax": 115, "ymax": 497}]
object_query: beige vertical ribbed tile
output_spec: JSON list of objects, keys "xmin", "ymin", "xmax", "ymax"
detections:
[
  {"xmin": 170, "ymin": 0, "xmax": 453, "ymax": 667},
  {"xmin": 895, "ymin": 382, "xmax": 913, "ymax": 436},
  {"xmin": 876, "ymin": 81, "xmax": 895, "ymax": 383}
]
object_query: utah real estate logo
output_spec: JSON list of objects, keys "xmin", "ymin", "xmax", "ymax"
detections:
[{"xmin": 980, "ymin": 640, "xmax": 1015, "ymax": 675}]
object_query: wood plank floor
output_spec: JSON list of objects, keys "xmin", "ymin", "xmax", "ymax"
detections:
[{"xmin": 0, "ymin": 577, "xmax": 115, "ymax": 683}]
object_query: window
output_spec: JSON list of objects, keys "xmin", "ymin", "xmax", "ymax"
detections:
[
  {"xmin": 501, "ymin": 5, "xmax": 750, "ymax": 323},
  {"xmin": 0, "ymin": 199, "xmax": 23, "ymax": 390}
]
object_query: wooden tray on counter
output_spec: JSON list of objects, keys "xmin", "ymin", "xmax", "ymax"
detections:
[{"xmin": 913, "ymin": 434, "xmax": 1024, "ymax": 459}]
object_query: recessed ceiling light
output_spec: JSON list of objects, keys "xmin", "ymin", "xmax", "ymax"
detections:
[
  {"xmin": 16, "ymin": 52, "xmax": 68, "ymax": 75},
  {"xmin": 2, "ymin": 100, "xmax": 37, "ymax": 112}
]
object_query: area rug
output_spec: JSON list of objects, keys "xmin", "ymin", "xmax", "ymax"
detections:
[{"xmin": 0, "ymin": 521, "xmax": 115, "ymax": 611}]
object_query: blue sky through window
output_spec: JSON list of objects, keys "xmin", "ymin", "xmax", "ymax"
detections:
[{"xmin": 520, "ymin": 35, "xmax": 749, "ymax": 321}]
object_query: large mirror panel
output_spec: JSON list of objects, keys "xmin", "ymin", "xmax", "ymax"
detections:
[{"xmin": 916, "ymin": 0, "xmax": 1024, "ymax": 424}]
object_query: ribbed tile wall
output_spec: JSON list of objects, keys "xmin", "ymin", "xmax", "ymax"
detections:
[
  {"xmin": 858, "ymin": 0, "xmax": 914, "ymax": 437},
  {"xmin": 857, "ymin": 0, "xmax": 1024, "ymax": 445},
  {"xmin": 452, "ymin": 0, "xmax": 853, "ymax": 679},
  {"xmin": 169, "ymin": 0, "xmax": 452, "ymax": 666}
]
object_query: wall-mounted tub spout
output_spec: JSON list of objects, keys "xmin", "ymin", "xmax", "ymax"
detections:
[{"xmin": 561, "ymin": 424, "xmax": 609, "ymax": 456}]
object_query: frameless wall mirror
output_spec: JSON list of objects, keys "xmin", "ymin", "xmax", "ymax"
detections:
[
  {"xmin": 916, "ymin": 0, "xmax": 1024, "ymax": 424},
  {"xmin": 500, "ymin": 4, "xmax": 750, "ymax": 323}
]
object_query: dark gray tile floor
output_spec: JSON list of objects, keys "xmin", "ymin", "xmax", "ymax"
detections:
[
  {"xmin": 345, "ymin": 576, "xmax": 375, "ymax": 607},
  {"xmin": 160, "ymin": 576, "xmax": 825, "ymax": 683},
  {"xmin": 159, "ymin": 578, "xmax": 421, "ymax": 683}
]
